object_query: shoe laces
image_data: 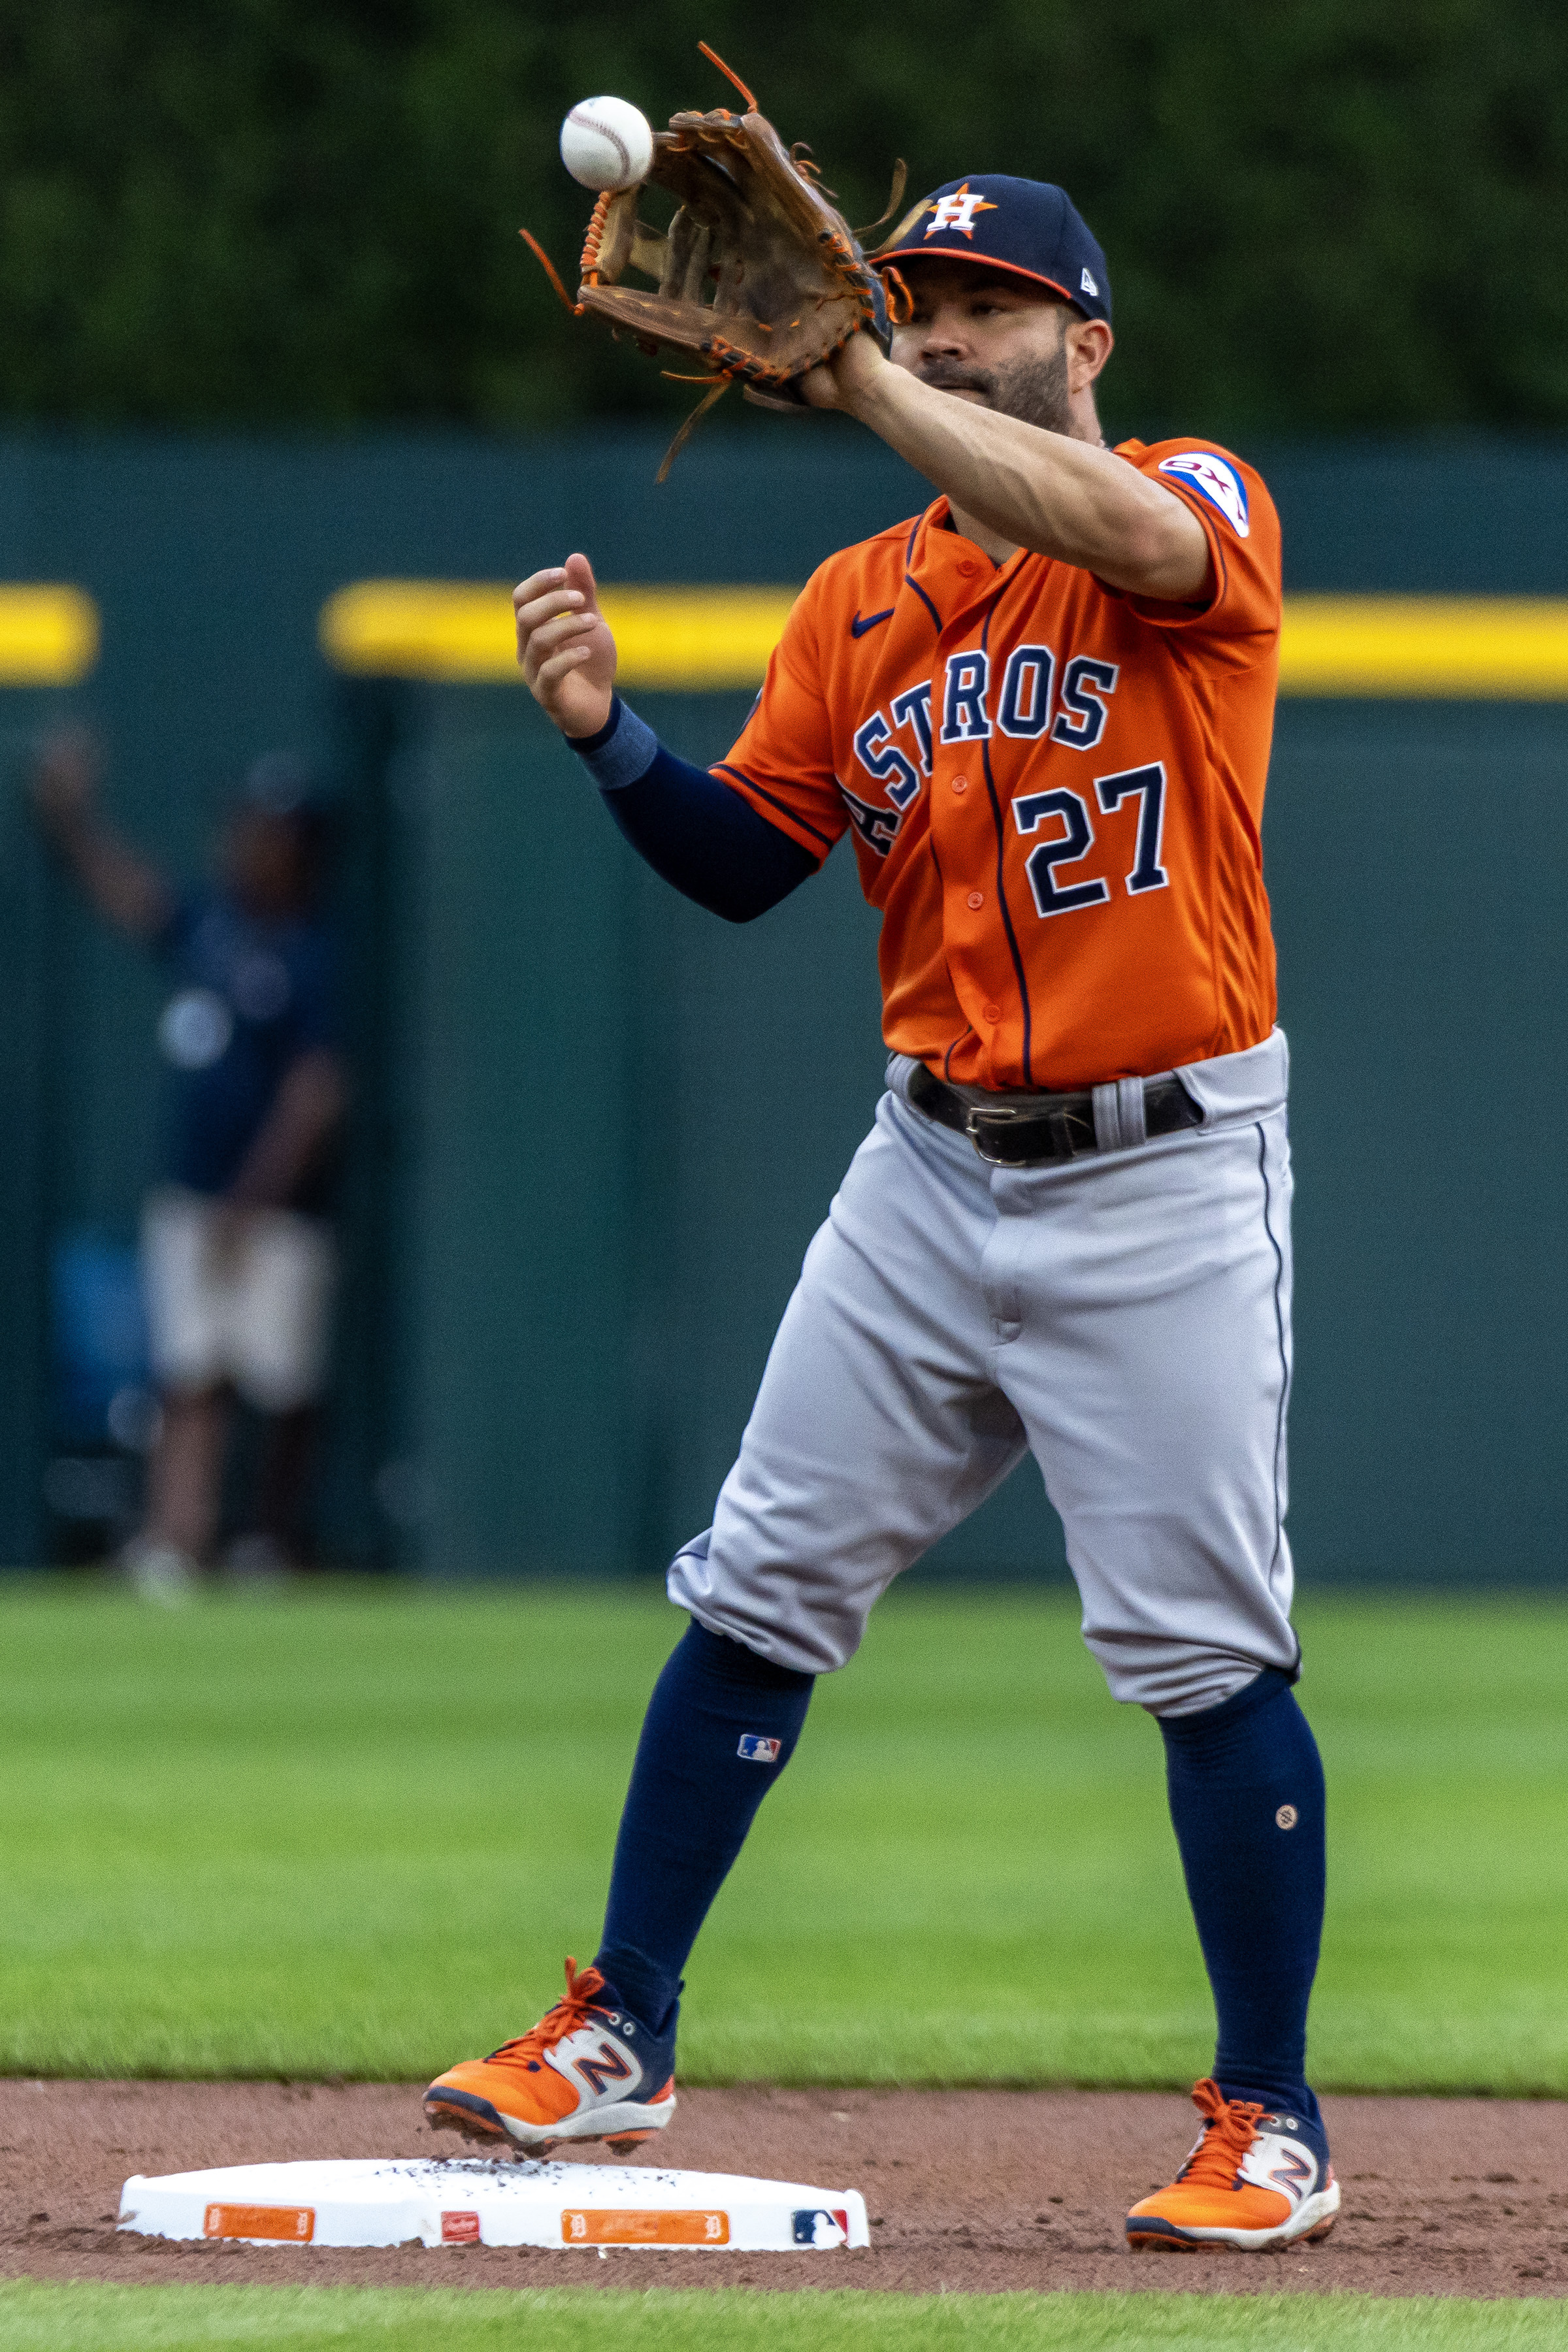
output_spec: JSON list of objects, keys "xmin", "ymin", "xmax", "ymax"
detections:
[
  {"xmin": 1175, "ymin": 2077, "xmax": 1266, "ymax": 2192},
  {"xmin": 487, "ymin": 1957, "xmax": 611, "ymax": 2066}
]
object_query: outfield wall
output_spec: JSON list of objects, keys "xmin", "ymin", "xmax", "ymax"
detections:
[{"xmin": 1, "ymin": 430, "xmax": 1566, "ymax": 1584}]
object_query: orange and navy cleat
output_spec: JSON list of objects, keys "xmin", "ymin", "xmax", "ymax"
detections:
[
  {"xmin": 1126, "ymin": 2078, "xmax": 1340, "ymax": 2251},
  {"xmin": 423, "ymin": 1958, "xmax": 677, "ymax": 2155}
]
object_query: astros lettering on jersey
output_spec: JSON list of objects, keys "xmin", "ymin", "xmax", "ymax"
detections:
[{"xmin": 716, "ymin": 440, "xmax": 1280, "ymax": 1092}]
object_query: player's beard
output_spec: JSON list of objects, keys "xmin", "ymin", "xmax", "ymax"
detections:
[{"xmin": 917, "ymin": 338, "xmax": 1073, "ymax": 436}]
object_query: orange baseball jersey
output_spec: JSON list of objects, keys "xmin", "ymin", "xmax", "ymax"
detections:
[{"xmin": 715, "ymin": 438, "xmax": 1281, "ymax": 1092}]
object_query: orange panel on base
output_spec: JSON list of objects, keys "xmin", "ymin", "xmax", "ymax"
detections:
[
  {"xmin": 563, "ymin": 2207, "xmax": 730, "ymax": 2246},
  {"xmin": 204, "ymin": 2201, "xmax": 314, "ymax": 2242}
]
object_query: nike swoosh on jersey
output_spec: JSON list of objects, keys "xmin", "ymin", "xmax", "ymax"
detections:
[{"xmin": 850, "ymin": 608, "xmax": 895, "ymax": 637}]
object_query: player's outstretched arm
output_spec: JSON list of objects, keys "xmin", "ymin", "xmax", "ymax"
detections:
[
  {"xmin": 517, "ymin": 553, "xmax": 817, "ymax": 922},
  {"xmin": 515, "ymin": 553, "xmax": 617, "ymax": 738},
  {"xmin": 29, "ymin": 725, "xmax": 174, "ymax": 942},
  {"xmin": 802, "ymin": 334, "xmax": 1209, "ymax": 602}
]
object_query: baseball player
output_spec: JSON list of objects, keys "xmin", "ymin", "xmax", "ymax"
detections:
[
  {"xmin": 32, "ymin": 734, "xmax": 345, "ymax": 1597},
  {"xmin": 427, "ymin": 174, "xmax": 1335, "ymax": 2253}
]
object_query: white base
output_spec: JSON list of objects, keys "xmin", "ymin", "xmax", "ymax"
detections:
[{"xmin": 118, "ymin": 2157, "xmax": 870, "ymax": 2252}]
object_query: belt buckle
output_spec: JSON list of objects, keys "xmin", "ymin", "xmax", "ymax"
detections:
[
  {"xmin": 964, "ymin": 1105, "xmax": 1034, "ymax": 1171},
  {"xmin": 963, "ymin": 1107, "xmax": 1016, "ymax": 1166},
  {"xmin": 964, "ymin": 1103, "xmax": 1090, "ymax": 1168}
]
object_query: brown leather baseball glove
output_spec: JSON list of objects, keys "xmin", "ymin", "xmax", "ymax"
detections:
[{"xmin": 526, "ymin": 47, "xmax": 906, "ymax": 478}]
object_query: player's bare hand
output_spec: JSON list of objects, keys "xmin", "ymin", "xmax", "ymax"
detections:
[
  {"xmin": 31, "ymin": 723, "xmax": 105, "ymax": 823},
  {"xmin": 514, "ymin": 552, "xmax": 616, "ymax": 738},
  {"xmin": 798, "ymin": 329, "xmax": 889, "ymax": 416}
]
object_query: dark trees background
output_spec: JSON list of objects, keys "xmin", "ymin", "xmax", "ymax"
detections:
[{"xmin": 0, "ymin": 0, "xmax": 1563, "ymax": 436}]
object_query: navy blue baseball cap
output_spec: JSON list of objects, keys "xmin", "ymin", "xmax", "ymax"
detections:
[{"xmin": 874, "ymin": 175, "xmax": 1111, "ymax": 325}]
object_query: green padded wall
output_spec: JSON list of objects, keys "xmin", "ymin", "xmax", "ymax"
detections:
[
  {"xmin": 1268, "ymin": 699, "xmax": 1568, "ymax": 1580},
  {"xmin": 2, "ymin": 430, "xmax": 1567, "ymax": 1584}
]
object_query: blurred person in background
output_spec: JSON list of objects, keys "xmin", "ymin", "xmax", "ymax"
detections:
[{"xmin": 31, "ymin": 728, "xmax": 347, "ymax": 1599}]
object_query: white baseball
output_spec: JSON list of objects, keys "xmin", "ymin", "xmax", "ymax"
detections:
[{"xmin": 560, "ymin": 97, "xmax": 655, "ymax": 193}]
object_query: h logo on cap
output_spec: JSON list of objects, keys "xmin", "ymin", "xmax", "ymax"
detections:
[{"xmin": 926, "ymin": 184, "xmax": 998, "ymax": 238}]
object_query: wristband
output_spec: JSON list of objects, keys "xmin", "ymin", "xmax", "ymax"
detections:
[{"xmin": 565, "ymin": 696, "xmax": 659, "ymax": 793}]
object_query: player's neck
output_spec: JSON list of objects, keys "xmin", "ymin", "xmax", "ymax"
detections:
[{"xmin": 945, "ymin": 504, "xmax": 1021, "ymax": 565}]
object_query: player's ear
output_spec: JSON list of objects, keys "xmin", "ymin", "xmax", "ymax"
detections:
[{"xmin": 1066, "ymin": 315, "xmax": 1113, "ymax": 393}]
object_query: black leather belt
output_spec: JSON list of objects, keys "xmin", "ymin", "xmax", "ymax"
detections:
[{"xmin": 907, "ymin": 1062, "xmax": 1202, "ymax": 1167}]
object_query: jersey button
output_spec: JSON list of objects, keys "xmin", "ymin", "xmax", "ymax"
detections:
[
  {"xmin": 957, "ymin": 560, "xmax": 979, "ymax": 577},
  {"xmin": 982, "ymin": 1004, "xmax": 1002, "ymax": 1023},
  {"xmin": 951, "ymin": 776, "xmax": 968, "ymax": 794},
  {"xmin": 966, "ymin": 890, "xmax": 985, "ymax": 910}
]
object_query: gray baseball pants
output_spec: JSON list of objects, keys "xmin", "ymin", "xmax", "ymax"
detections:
[{"xmin": 668, "ymin": 1028, "xmax": 1298, "ymax": 1717}]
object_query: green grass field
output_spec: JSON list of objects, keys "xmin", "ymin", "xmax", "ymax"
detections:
[
  {"xmin": 0, "ymin": 1580, "xmax": 1565, "ymax": 2092},
  {"xmin": 4, "ymin": 2283, "xmax": 1568, "ymax": 2352}
]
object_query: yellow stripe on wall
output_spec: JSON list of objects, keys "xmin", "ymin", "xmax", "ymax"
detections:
[
  {"xmin": 319, "ymin": 580, "xmax": 798, "ymax": 691},
  {"xmin": 319, "ymin": 581, "xmax": 1568, "ymax": 700},
  {"xmin": 1281, "ymin": 598, "xmax": 1568, "ymax": 697},
  {"xmin": 0, "ymin": 586, "xmax": 100, "ymax": 684}
]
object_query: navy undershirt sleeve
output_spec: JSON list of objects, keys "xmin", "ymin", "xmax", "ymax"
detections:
[{"xmin": 567, "ymin": 697, "xmax": 818, "ymax": 923}]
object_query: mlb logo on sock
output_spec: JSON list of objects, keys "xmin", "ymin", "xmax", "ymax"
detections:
[{"xmin": 737, "ymin": 1734, "xmax": 782, "ymax": 1763}]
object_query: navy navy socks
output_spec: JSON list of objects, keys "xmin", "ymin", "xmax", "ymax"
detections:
[
  {"xmin": 1158, "ymin": 1667, "xmax": 1327, "ymax": 2140},
  {"xmin": 596, "ymin": 1627, "xmax": 1324, "ymax": 2144},
  {"xmin": 595, "ymin": 1620, "xmax": 815, "ymax": 2038}
]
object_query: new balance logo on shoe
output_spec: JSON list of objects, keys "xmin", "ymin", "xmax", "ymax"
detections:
[
  {"xmin": 576, "ymin": 2041, "xmax": 635, "ymax": 2097},
  {"xmin": 1265, "ymin": 2140, "xmax": 1315, "ymax": 2194}
]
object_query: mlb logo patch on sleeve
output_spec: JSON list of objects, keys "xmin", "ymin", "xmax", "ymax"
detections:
[
  {"xmin": 737, "ymin": 1734, "xmax": 783, "ymax": 1763},
  {"xmin": 1157, "ymin": 451, "xmax": 1250, "ymax": 538}
]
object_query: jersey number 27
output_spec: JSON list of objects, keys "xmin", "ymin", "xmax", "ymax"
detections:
[{"xmin": 1012, "ymin": 762, "xmax": 1168, "ymax": 919}]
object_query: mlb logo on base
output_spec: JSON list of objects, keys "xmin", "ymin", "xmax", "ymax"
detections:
[
  {"xmin": 792, "ymin": 2208, "xmax": 851, "ymax": 2246},
  {"xmin": 737, "ymin": 1733, "xmax": 782, "ymax": 1763}
]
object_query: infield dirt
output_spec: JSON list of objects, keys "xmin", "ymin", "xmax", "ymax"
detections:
[{"xmin": 2, "ymin": 2080, "xmax": 1565, "ymax": 2298}]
